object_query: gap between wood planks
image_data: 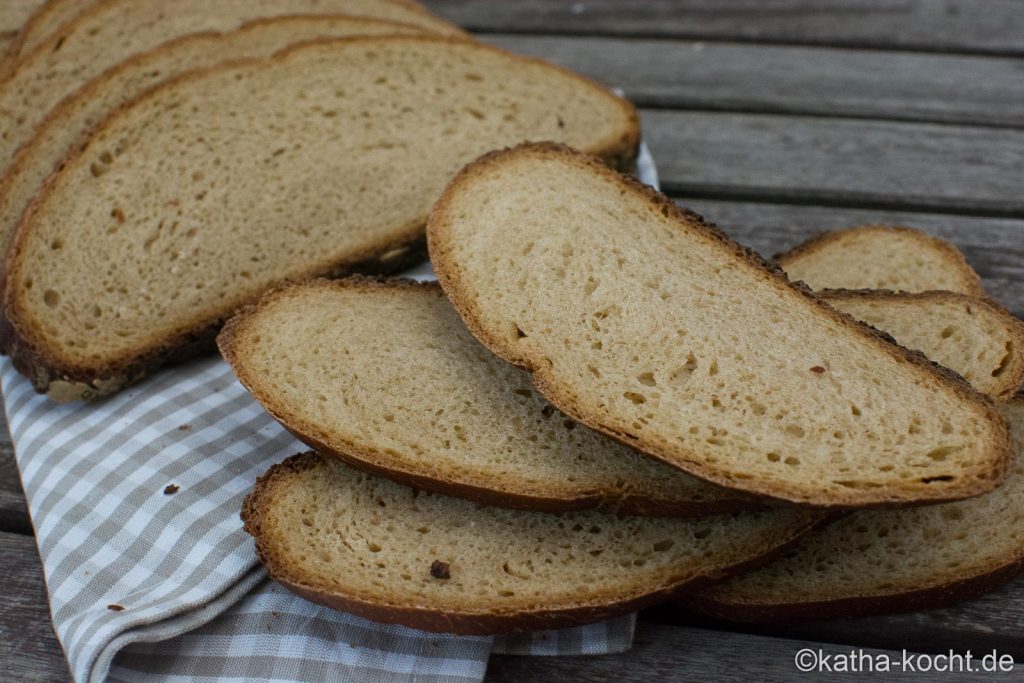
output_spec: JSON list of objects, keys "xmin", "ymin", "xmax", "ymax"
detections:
[{"xmin": 422, "ymin": 0, "xmax": 1024, "ymax": 59}]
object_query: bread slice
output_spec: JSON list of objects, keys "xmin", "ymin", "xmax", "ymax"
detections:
[
  {"xmin": 428, "ymin": 143, "xmax": 1010, "ymax": 507},
  {"xmin": 1, "ymin": 0, "xmax": 79, "ymax": 65},
  {"xmin": 220, "ymin": 280, "xmax": 1024, "ymax": 515},
  {"xmin": 688, "ymin": 398, "xmax": 1024, "ymax": 621},
  {"xmin": 241, "ymin": 451, "xmax": 822, "ymax": 634},
  {"xmin": 0, "ymin": 0, "xmax": 464, "ymax": 174},
  {"xmin": 0, "ymin": 14, "xmax": 429, "ymax": 316},
  {"xmin": 4, "ymin": 39, "xmax": 638, "ymax": 401},
  {"xmin": 220, "ymin": 278, "xmax": 758, "ymax": 516},
  {"xmin": 821, "ymin": 290, "xmax": 1024, "ymax": 403},
  {"xmin": 776, "ymin": 225, "xmax": 985, "ymax": 296}
]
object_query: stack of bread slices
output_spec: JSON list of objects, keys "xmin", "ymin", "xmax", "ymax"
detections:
[
  {"xmin": 2, "ymin": 2, "xmax": 1022, "ymax": 635},
  {"xmin": 223, "ymin": 144, "xmax": 1024, "ymax": 634}
]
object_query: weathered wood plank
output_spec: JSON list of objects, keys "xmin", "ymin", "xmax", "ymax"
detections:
[
  {"xmin": 643, "ymin": 110, "xmax": 1024, "ymax": 216},
  {"xmin": 0, "ymin": 410, "xmax": 30, "ymax": 535},
  {"xmin": 424, "ymin": 0, "xmax": 1024, "ymax": 56},
  {"xmin": 677, "ymin": 198, "xmax": 1024, "ymax": 316},
  {"xmin": 485, "ymin": 35, "xmax": 1024, "ymax": 127},
  {"xmin": 486, "ymin": 620, "xmax": 1017, "ymax": 681},
  {"xmin": 645, "ymin": 573, "xmax": 1024, "ymax": 661},
  {"xmin": 0, "ymin": 531, "xmax": 70, "ymax": 683}
]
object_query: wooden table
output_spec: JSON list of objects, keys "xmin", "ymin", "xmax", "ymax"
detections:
[{"xmin": 3, "ymin": 1, "xmax": 1024, "ymax": 680}]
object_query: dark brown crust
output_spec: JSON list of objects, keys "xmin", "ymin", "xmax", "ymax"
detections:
[
  {"xmin": 774, "ymin": 225, "xmax": 986, "ymax": 297},
  {"xmin": 426, "ymin": 142, "xmax": 1012, "ymax": 507},
  {"xmin": 241, "ymin": 451, "xmax": 824, "ymax": 635},
  {"xmin": 218, "ymin": 276, "xmax": 765, "ymax": 518},
  {"xmin": 819, "ymin": 289, "xmax": 1024, "ymax": 403},
  {"xmin": 2, "ymin": 37, "xmax": 639, "ymax": 401}
]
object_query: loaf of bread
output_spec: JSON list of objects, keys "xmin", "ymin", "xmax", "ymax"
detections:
[
  {"xmin": 822, "ymin": 290, "xmax": 1024, "ymax": 403},
  {"xmin": 219, "ymin": 278, "xmax": 756, "ymax": 516},
  {"xmin": 776, "ymin": 225, "xmax": 985, "ymax": 295},
  {"xmin": 689, "ymin": 398, "xmax": 1024, "ymax": 621},
  {"xmin": 427, "ymin": 143, "xmax": 1010, "ymax": 507},
  {"xmin": 241, "ymin": 451, "xmax": 822, "ymax": 634},
  {"xmin": 0, "ymin": 0, "xmax": 463, "ymax": 174},
  {"xmin": 0, "ymin": 14, "xmax": 428, "ymax": 313},
  {"xmin": 4, "ymin": 39, "xmax": 638, "ymax": 401}
]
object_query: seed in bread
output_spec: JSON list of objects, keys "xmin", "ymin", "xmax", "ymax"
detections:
[{"xmin": 427, "ymin": 143, "xmax": 1010, "ymax": 507}]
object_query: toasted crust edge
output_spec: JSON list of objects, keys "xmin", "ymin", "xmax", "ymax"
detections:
[
  {"xmin": 820, "ymin": 289, "xmax": 1024, "ymax": 404},
  {"xmin": 427, "ymin": 142, "xmax": 1012, "ymax": 507},
  {"xmin": 241, "ymin": 451, "xmax": 823, "ymax": 635},
  {"xmin": 218, "ymin": 277, "xmax": 762, "ymax": 518},
  {"xmin": 775, "ymin": 225, "xmax": 986, "ymax": 297},
  {"xmin": 2, "ymin": 37, "xmax": 639, "ymax": 401}
]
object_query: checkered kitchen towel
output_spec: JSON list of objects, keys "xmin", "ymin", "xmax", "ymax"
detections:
[{"xmin": 3, "ymin": 145, "xmax": 657, "ymax": 683}]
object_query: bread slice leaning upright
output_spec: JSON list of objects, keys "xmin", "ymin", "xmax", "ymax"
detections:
[
  {"xmin": 427, "ymin": 143, "xmax": 1010, "ymax": 507},
  {"xmin": 241, "ymin": 451, "xmax": 822, "ymax": 634},
  {"xmin": 776, "ymin": 225, "xmax": 985, "ymax": 296},
  {"xmin": 3, "ymin": 38, "xmax": 638, "ymax": 401}
]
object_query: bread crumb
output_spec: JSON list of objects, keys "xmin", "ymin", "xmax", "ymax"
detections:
[
  {"xmin": 163, "ymin": 484, "xmax": 180, "ymax": 495},
  {"xmin": 430, "ymin": 560, "xmax": 451, "ymax": 580}
]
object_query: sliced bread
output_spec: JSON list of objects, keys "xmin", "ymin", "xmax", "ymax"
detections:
[
  {"xmin": 0, "ymin": 14, "xmax": 429, "ymax": 310},
  {"xmin": 219, "ymin": 278, "xmax": 756, "ymax": 517},
  {"xmin": 220, "ymin": 280, "xmax": 1024, "ymax": 515},
  {"xmin": 688, "ymin": 398, "xmax": 1024, "ymax": 621},
  {"xmin": 776, "ymin": 225, "xmax": 985, "ymax": 296},
  {"xmin": 241, "ymin": 451, "xmax": 822, "ymax": 634},
  {"xmin": 427, "ymin": 143, "xmax": 1010, "ymax": 507},
  {"xmin": 3, "ymin": 39, "xmax": 638, "ymax": 401},
  {"xmin": 0, "ymin": 0, "xmax": 464, "ymax": 174},
  {"xmin": 822, "ymin": 290, "xmax": 1024, "ymax": 403},
  {"xmin": 1, "ymin": 0, "xmax": 78, "ymax": 64}
]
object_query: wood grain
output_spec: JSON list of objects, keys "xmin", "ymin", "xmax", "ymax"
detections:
[
  {"xmin": 0, "ymin": 410, "xmax": 30, "ymax": 535},
  {"xmin": 485, "ymin": 34, "xmax": 1024, "ymax": 127},
  {"xmin": 0, "ymin": 531, "xmax": 70, "ymax": 683},
  {"xmin": 678, "ymin": 199, "xmax": 1024, "ymax": 316},
  {"xmin": 424, "ymin": 0, "xmax": 1024, "ymax": 56},
  {"xmin": 486, "ymin": 621, "xmax": 1017, "ymax": 681},
  {"xmin": 643, "ymin": 110, "xmax": 1024, "ymax": 216}
]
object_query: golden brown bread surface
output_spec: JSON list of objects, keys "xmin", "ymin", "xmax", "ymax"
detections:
[
  {"xmin": 219, "ymin": 278, "xmax": 757, "ymax": 517},
  {"xmin": 3, "ymin": 38, "xmax": 638, "ymax": 401},
  {"xmin": 427, "ymin": 143, "xmax": 1011, "ymax": 507},
  {"xmin": 241, "ymin": 451, "xmax": 822, "ymax": 634},
  {"xmin": 776, "ymin": 225, "xmax": 985, "ymax": 296},
  {"xmin": 689, "ymin": 398, "xmax": 1024, "ymax": 622}
]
